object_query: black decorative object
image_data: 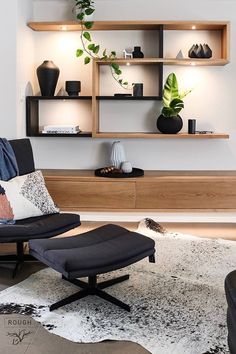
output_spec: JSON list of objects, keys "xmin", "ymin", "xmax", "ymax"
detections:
[
  {"xmin": 156, "ymin": 115, "xmax": 183, "ymax": 134},
  {"xmin": 36, "ymin": 60, "xmax": 60, "ymax": 96},
  {"xmin": 202, "ymin": 44, "xmax": 212, "ymax": 58},
  {"xmin": 188, "ymin": 119, "xmax": 196, "ymax": 134},
  {"xmin": 188, "ymin": 44, "xmax": 212, "ymax": 59},
  {"xmin": 132, "ymin": 46, "xmax": 144, "ymax": 58},
  {"xmin": 95, "ymin": 167, "xmax": 144, "ymax": 178},
  {"xmin": 65, "ymin": 81, "xmax": 81, "ymax": 96},
  {"xmin": 133, "ymin": 83, "xmax": 143, "ymax": 97}
]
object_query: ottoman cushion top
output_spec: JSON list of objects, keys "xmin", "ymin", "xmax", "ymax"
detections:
[{"xmin": 29, "ymin": 224, "xmax": 155, "ymax": 278}]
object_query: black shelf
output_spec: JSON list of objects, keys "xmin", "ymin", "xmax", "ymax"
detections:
[
  {"xmin": 27, "ymin": 95, "xmax": 92, "ymax": 100},
  {"xmin": 96, "ymin": 96, "xmax": 162, "ymax": 101},
  {"xmin": 29, "ymin": 132, "xmax": 92, "ymax": 138},
  {"xmin": 26, "ymin": 96, "xmax": 92, "ymax": 138}
]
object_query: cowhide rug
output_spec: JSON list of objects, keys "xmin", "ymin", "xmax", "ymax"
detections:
[{"xmin": 0, "ymin": 219, "xmax": 235, "ymax": 354}]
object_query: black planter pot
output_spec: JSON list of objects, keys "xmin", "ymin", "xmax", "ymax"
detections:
[
  {"xmin": 156, "ymin": 114, "xmax": 183, "ymax": 134},
  {"xmin": 65, "ymin": 81, "xmax": 81, "ymax": 96},
  {"xmin": 37, "ymin": 60, "xmax": 60, "ymax": 96}
]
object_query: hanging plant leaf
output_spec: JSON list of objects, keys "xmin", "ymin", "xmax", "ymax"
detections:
[
  {"xmin": 93, "ymin": 45, "xmax": 100, "ymax": 54},
  {"xmin": 84, "ymin": 56, "xmax": 91, "ymax": 64},
  {"xmin": 85, "ymin": 8, "xmax": 95, "ymax": 15},
  {"xmin": 76, "ymin": 49, "xmax": 84, "ymax": 57},
  {"xmin": 84, "ymin": 21, "xmax": 94, "ymax": 29},
  {"xmin": 77, "ymin": 12, "xmax": 84, "ymax": 21},
  {"xmin": 114, "ymin": 69, "xmax": 122, "ymax": 76},
  {"xmin": 83, "ymin": 31, "xmax": 91, "ymax": 41},
  {"xmin": 111, "ymin": 63, "xmax": 119, "ymax": 71},
  {"xmin": 88, "ymin": 43, "xmax": 95, "ymax": 50}
]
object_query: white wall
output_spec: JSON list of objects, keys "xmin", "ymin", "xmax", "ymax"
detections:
[
  {"xmin": 13, "ymin": 0, "xmax": 236, "ymax": 170},
  {"xmin": 0, "ymin": 2, "xmax": 18, "ymax": 139},
  {"xmin": 16, "ymin": 0, "xmax": 34, "ymax": 138}
]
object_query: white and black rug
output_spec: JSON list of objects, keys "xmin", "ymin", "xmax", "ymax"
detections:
[{"xmin": 0, "ymin": 219, "xmax": 235, "ymax": 354}]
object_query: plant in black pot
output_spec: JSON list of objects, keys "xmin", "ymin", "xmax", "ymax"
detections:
[{"xmin": 157, "ymin": 73, "xmax": 191, "ymax": 134}]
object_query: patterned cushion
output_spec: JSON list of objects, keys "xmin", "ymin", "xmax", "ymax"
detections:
[{"xmin": 0, "ymin": 170, "xmax": 59, "ymax": 222}]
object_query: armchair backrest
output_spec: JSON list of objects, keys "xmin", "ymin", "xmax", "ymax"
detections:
[{"xmin": 9, "ymin": 139, "xmax": 35, "ymax": 176}]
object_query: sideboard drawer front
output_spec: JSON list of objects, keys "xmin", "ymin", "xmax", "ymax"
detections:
[
  {"xmin": 46, "ymin": 180, "xmax": 135, "ymax": 209},
  {"xmin": 136, "ymin": 181, "xmax": 236, "ymax": 209}
]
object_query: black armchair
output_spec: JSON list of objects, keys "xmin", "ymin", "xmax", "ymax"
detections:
[
  {"xmin": 0, "ymin": 139, "xmax": 81, "ymax": 277},
  {"xmin": 225, "ymin": 270, "xmax": 236, "ymax": 354}
]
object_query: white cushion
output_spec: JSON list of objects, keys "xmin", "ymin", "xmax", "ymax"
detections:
[{"xmin": 0, "ymin": 170, "xmax": 59, "ymax": 221}]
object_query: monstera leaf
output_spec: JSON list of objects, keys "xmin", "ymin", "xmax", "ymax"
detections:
[
  {"xmin": 161, "ymin": 73, "xmax": 191, "ymax": 117},
  {"xmin": 163, "ymin": 73, "xmax": 179, "ymax": 108},
  {"xmin": 161, "ymin": 98, "xmax": 184, "ymax": 117}
]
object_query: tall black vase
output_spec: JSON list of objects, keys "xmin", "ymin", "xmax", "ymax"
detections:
[
  {"xmin": 156, "ymin": 114, "xmax": 183, "ymax": 134},
  {"xmin": 36, "ymin": 60, "xmax": 60, "ymax": 96}
]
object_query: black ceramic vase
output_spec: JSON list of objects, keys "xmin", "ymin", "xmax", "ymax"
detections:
[
  {"xmin": 156, "ymin": 114, "xmax": 183, "ymax": 134},
  {"xmin": 132, "ymin": 46, "xmax": 144, "ymax": 58},
  {"xmin": 37, "ymin": 60, "xmax": 60, "ymax": 96}
]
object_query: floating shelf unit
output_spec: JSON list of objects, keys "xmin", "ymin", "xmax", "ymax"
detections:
[
  {"xmin": 26, "ymin": 96, "xmax": 92, "ymax": 137},
  {"xmin": 27, "ymin": 20, "xmax": 230, "ymax": 66},
  {"xmin": 27, "ymin": 20, "xmax": 230, "ymax": 139}
]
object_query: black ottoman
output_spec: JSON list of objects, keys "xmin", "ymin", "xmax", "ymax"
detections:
[
  {"xmin": 225, "ymin": 270, "xmax": 236, "ymax": 354},
  {"xmin": 29, "ymin": 224, "xmax": 155, "ymax": 312}
]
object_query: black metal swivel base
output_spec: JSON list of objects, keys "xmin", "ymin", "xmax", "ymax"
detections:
[
  {"xmin": 0, "ymin": 242, "xmax": 36, "ymax": 278},
  {"xmin": 50, "ymin": 274, "xmax": 131, "ymax": 312},
  {"xmin": 50, "ymin": 254, "xmax": 155, "ymax": 313}
]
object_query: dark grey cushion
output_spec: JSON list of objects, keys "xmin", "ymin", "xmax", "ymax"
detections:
[
  {"xmin": 0, "ymin": 213, "xmax": 81, "ymax": 243},
  {"xmin": 225, "ymin": 270, "xmax": 236, "ymax": 354},
  {"xmin": 29, "ymin": 224, "xmax": 155, "ymax": 279}
]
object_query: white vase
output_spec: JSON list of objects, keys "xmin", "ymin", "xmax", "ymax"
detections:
[{"xmin": 110, "ymin": 141, "xmax": 126, "ymax": 169}]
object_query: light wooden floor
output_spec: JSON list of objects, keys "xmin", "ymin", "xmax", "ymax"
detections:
[{"xmin": 1, "ymin": 221, "xmax": 235, "ymax": 254}]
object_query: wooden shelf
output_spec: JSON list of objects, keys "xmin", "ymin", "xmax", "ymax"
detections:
[
  {"xmin": 27, "ymin": 20, "xmax": 230, "ymax": 66},
  {"xmin": 96, "ymin": 96, "xmax": 161, "ymax": 101},
  {"xmin": 92, "ymin": 132, "xmax": 229, "ymax": 139},
  {"xmin": 28, "ymin": 20, "xmax": 229, "ymax": 32},
  {"xmin": 163, "ymin": 58, "xmax": 229, "ymax": 66},
  {"xmin": 95, "ymin": 58, "xmax": 229, "ymax": 66}
]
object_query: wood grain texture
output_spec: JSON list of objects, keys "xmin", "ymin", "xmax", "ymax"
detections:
[
  {"xmin": 46, "ymin": 180, "xmax": 135, "ymax": 209},
  {"xmin": 92, "ymin": 132, "xmax": 229, "ymax": 139},
  {"xmin": 43, "ymin": 170, "xmax": 236, "ymax": 211},
  {"xmin": 136, "ymin": 181, "xmax": 236, "ymax": 209},
  {"xmin": 27, "ymin": 20, "xmax": 229, "ymax": 32}
]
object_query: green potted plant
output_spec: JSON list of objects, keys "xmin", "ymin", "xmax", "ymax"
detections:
[
  {"xmin": 74, "ymin": 0, "xmax": 128, "ymax": 88},
  {"xmin": 157, "ymin": 73, "xmax": 191, "ymax": 134}
]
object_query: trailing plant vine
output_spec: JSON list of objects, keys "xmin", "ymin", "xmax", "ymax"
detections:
[{"xmin": 74, "ymin": 0, "xmax": 129, "ymax": 88}]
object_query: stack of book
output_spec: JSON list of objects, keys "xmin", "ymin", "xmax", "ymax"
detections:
[{"xmin": 42, "ymin": 125, "xmax": 81, "ymax": 134}]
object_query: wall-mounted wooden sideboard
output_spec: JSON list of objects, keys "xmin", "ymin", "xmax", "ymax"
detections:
[{"xmin": 42, "ymin": 170, "xmax": 236, "ymax": 211}]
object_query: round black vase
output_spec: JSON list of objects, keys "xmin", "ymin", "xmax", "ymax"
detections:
[
  {"xmin": 36, "ymin": 60, "xmax": 60, "ymax": 96},
  {"xmin": 156, "ymin": 114, "xmax": 183, "ymax": 134}
]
